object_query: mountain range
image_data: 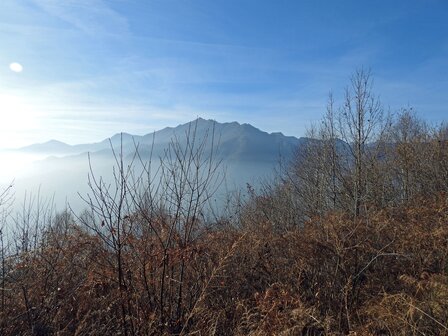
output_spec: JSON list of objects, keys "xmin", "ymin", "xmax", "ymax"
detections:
[
  {"xmin": 19, "ymin": 118, "xmax": 302, "ymax": 160},
  {"xmin": 5, "ymin": 118, "xmax": 305, "ymax": 213}
]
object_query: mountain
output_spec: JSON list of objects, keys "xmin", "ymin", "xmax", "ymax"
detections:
[
  {"xmin": 19, "ymin": 139, "xmax": 74, "ymax": 155},
  {"xmin": 18, "ymin": 118, "xmax": 301, "ymax": 159},
  {"xmin": 18, "ymin": 133, "xmax": 144, "ymax": 156},
  {"xmin": 9, "ymin": 118, "xmax": 303, "ymax": 212}
]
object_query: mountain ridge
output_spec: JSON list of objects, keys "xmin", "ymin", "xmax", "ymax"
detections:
[{"xmin": 18, "ymin": 118, "xmax": 302, "ymax": 158}]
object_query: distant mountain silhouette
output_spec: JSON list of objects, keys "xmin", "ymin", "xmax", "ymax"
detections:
[
  {"xmin": 18, "ymin": 118, "xmax": 302, "ymax": 159},
  {"xmin": 12, "ymin": 118, "xmax": 306, "ymax": 212},
  {"xmin": 20, "ymin": 139, "xmax": 74, "ymax": 154}
]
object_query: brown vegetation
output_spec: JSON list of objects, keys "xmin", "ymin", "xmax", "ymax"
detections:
[{"xmin": 1, "ymin": 194, "xmax": 447, "ymax": 335}]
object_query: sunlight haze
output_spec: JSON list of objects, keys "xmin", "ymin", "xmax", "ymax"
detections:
[{"xmin": 0, "ymin": 0, "xmax": 447, "ymax": 149}]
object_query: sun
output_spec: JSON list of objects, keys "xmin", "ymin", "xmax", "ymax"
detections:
[{"xmin": 9, "ymin": 62, "xmax": 23, "ymax": 73}]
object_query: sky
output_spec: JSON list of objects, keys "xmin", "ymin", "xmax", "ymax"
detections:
[{"xmin": 0, "ymin": 0, "xmax": 447, "ymax": 148}]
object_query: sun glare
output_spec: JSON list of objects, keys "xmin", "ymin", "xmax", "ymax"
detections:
[
  {"xmin": 9, "ymin": 62, "xmax": 23, "ymax": 73},
  {"xmin": 0, "ymin": 151, "xmax": 46, "ymax": 183},
  {"xmin": 0, "ymin": 94, "xmax": 38, "ymax": 148},
  {"xmin": 0, "ymin": 94, "xmax": 30, "ymax": 124}
]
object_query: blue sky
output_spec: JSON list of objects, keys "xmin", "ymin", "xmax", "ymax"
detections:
[{"xmin": 0, "ymin": 0, "xmax": 447, "ymax": 148}]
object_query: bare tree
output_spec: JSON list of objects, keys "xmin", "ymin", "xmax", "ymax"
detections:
[
  {"xmin": 386, "ymin": 108, "xmax": 429, "ymax": 202},
  {"xmin": 337, "ymin": 68, "xmax": 387, "ymax": 216},
  {"xmin": 76, "ymin": 133, "xmax": 138, "ymax": 335},
  {"xmin": 287, "ymin": 69, "xmax": 390, "ymax": 219},
  {"xmin": 77, "ymin": 119, "xmax": 224, "ymax": 334}
]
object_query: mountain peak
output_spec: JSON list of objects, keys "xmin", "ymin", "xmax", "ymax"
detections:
[
  {"xmin": 109, "ymin": 132, "xmax": 134, "ymax": 140},
  {"xmin": 19, "ymin": 139, "xmax": 72, "ymax": 153},
  {"xmin": 191, "ymin": 117, "xmax": 216, "ymax": 125},
  {"xmin": 46, "ymin": 139, "xmax": 67, "ymax": 145}
]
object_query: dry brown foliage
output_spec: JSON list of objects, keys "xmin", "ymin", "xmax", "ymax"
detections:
[{"xmin": 1, "ymin": 194, "xmax": 446, "ymax": 335}]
